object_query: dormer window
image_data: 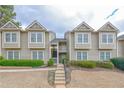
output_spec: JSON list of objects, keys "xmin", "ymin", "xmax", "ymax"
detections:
[
  {"xmin": 101, "ymin": 33, "xmax": 113, "ymax": 44},
  {"xmin": 5, "ymin": 32, "xmax": 17, "ymax": 43},
  {"xmin": 77, "ymin": 33, "xmax": 88, "ymax": 44},
  {"xmin": 30, "ymin": 32, "xmax": 43, "ymax": 43}
]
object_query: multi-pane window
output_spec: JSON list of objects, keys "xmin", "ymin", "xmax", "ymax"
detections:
[
  {"xmin": 77, "ymin": 33, "xmax": 88, "ymax": 44},
  {"xmin": 7, "ymin": 51, "xmax": 19, "ymax": 59},
  {"xmin": 5, "ymin": 32, "xmax": 17, "ymax": 42},
  {"xmin": 78, "ymin": 34, "xmax": 82, "ymax": 43},
  {"xmin": 102, "ymin": 33, "xmax": 113, "ymax": 43},
  {"xmin": 77, "ymin": 51, "xmax": 87, "ymax": 60},
  {"xmin": 32, "ymin": 51, "xmax": 44, "ymax": 60},
  {"xmin": 100, "ymin": 52, "xmax": 111, "ymax": 60},
  {"xmin": 31, "ymin": 32, "xmax": 43, "ymax": 43}
]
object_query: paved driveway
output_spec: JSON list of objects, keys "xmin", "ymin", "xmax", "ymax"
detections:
[
  {"xmin": 67, "ymin": 69, "xmax": 124, "ymax": 88},
  {"xmin": 0, "ymin": 69, "xmax": 53, "ymax": 88}
]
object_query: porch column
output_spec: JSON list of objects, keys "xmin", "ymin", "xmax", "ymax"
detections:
[{"xmin": 57, "ymin": 43, "xmax": 59, "ymax": 64}]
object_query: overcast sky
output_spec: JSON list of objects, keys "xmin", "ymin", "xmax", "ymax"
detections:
[{"xmin": 14, "ymin": 5, "xmax": 124, "ymax": 37}]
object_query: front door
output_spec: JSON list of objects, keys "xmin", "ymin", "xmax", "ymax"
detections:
[
  {"xmin": 59, "ymin": 53, "xmax": 66, "ymax": 64},
  {"xmin": 51, "ymin": 48, "xmax": 57, "ymax": 64}
]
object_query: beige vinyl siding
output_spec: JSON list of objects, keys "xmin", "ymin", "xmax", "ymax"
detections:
[
  {"xmin": 1, "ymin": 31, "xmax": 50, "ymax": 64},
  {"xmin": 118, "ymin": 40, "xmax": 124, "ymax": 57},
  {"xmin": 69, "ymin": 32, "xmax": 117, "ymax": 61},
  {"xmin": 2, "ymin": 31, "xmax": 20, "ymax": 48}
]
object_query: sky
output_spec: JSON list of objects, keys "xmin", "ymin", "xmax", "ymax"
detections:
[{"xmin": 14, "ymin": 5, "xmax": 124, "ymax": 38}]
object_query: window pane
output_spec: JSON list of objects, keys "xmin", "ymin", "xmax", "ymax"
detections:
[
  {"xmin": 8, "ymin": 51, "xmax": 13, "ymax": 59},
  {"xmin": 6, "ymin": 33, "xmax": 10, "ymax": 42},
  {"xmin": 12, "ymin": 33, "xmax": 17, "ymax": 42},
  {"xmin": 106, "ymin": 52, "xmax": 110, "ymax": 60},
  {"xmin": 31, "ymin": 33, "xmax": 36, "ymax": 42},
  {"xmin": 37, "ymin": 32, "xmax": 42, "ymax": 42},
  {"xmin": 32, "ymin": 51, "xmax": 37, "ymax": 59},
  {"xmin": 83, "ymin": 34, "xmax": 88, "ymax": 43},
  {"xmin": 38, "ymin": 52, "xmax": 43, "ymax": 59},
  {"xmin": 78, "ymin": 34, "xmax": 82, "ymax": 43},
  {"xmin": 77, "ymin": 52, "xmax": 81, "ymax": 60},
  {"xmin": 102, "ymin": 34, "xmax": 107, "ymax": 43},
  {"xmin": 82, "ymin": 52, "xmax": 87, "ymax": 60},
  {"xmin": 108, "ymin": 34, "xmax": 113, "ymax": 43},
  {"xmin": 100, "ymin": 52, "xmax": 104, "ymax": 60},
  {"xmin": 14, "ymin": 51, "xmax": 19, "ymax": 59}
]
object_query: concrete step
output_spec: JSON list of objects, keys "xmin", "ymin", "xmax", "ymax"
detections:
[
  {"xmin": 55, "ymin": 70, "xmax": 65, "ymax": 74},
  {"xmin": 54, "ymin": 80, "xmax": 66, "ymax": 85},
  {"xmin": 55, "ymin": 85, "xmax": 66, "ymax": 88},
  {"xmin": 56, "ymin": 67, "xmax": 64, "ymax": 70},
  {"xmin": 55, "ymin": 77, "xmax": 65, "ymax": 80},
  {"xmin": 55, "ymin": 74, "xmax": 65, "ymax": 77},
  {"xmin": 57, "ymin": 65, "xmax": 64, "ymax": 67}
]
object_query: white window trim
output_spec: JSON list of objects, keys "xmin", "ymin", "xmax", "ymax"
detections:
[
  {"xmin": 75, "ymin": 32, "xmax": 90, "ymax": 44},
  {"xmin": 7, "ymin": 50, "xmax": 20, "ymax": 59},
  {"xmin": 29, "ymin": 32, "xmax": 44, "ymax": 43},
  {"xmin": 99, "ymin": 51, "xmax": 111, "ymax": 61},
  {"xmin": 4, "ymin": 32, "xmax": 18, "ymax": 43},
  {"xmin": 31, "ymin": 50, "xmax": 44, "ymax": 60},
  {"xmin": 76, "ymin": 51, "xmax": 88, "ymax": 60},
  {"xmin": 101, "ymin": 33, "xmax": 114, "ymax": 44}
]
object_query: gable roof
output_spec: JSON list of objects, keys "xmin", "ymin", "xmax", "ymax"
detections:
[
  {"xmin": 26, "ymin": 20, "xmax": 47, "ymax": 31},
  {"xmin": 0, "ymin": 21, "xmax": 19, "ymax": 30},
  {"xmin": 97, "ymin": 22, "xmax": 119, "ymax": 32},
  {"xmin": 72, "ymin": 21, "xmax": 94, "ymax": 32}
]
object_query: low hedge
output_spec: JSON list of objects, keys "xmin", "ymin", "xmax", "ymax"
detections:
[
  {"xmin": 96, "ymin": 61, "xmax": 114, "ymax": 69},
  {"xmin": 69, "ymin": 60, "xmax": 114, "ymax": 69},
  {"xmin": 70, "ymin": 60, "xmax": 96, "ymax": 68},
  {"xmin": 111, "ymin": 57, "xmax": 124, "ymax": 70},
  {"xmin": 0, "ymin": 60, "xmax": 44, "ymax": 67}
]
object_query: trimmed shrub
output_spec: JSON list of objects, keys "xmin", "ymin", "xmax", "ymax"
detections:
[
  {"xmin": 96, "ymin": 61, "xmax": 114, "ymax": 69},
  {"xmin": 80, "ymin": 61, "xmax": 96, "ymax": 68},
  {"xmin": 111, "ymin": 57, "xmax": 124, "ymax": 70},
  {"xmin": 70, "ymin": 60, "xmax": 96, "ymax": 68},
  {"xmin": 0, "ymin": 54, "xmax": 4, "ymax": 60},
  {"xmin": 48, "ymin": 58, "xmax": 54, "ymax": 66},
  {"xmin": 70, "ymin": 60, "xmax": 114, "ymax": 69},
  {"xmin": 0, "ymin": 60, "xmax": 44, "ymax": 67}
]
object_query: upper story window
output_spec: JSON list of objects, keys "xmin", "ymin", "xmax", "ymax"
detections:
[
  {"xmin": 77, "ymin": 33, "xmax": 88, "ymax": 44},
  {"xmin": 5, "ymin": 32, "xmax": 17, "ymax": 43},
  {"xmin": 102, "ymin": 33, "xmax": 113, "ymax": 44},
  {"xmin": 30, "ymin": 32, "xmax": 43, "ymax": 43},
  {"xmin": 76, "ymin": 51, "xmax": 87, "ymax": 60}
]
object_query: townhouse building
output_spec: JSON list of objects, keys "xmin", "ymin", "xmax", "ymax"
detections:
[{"xmin": 0, "ymin": 20, "xmax": 124, "ymax": 64}]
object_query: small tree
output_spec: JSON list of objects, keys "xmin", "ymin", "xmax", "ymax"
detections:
[{"xmin": 48, "ymin": 58, "xmax": 54, "ymax": 66}]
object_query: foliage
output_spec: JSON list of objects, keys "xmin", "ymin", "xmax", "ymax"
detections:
[
  {"xmin": 0, "ymin": 5, "xmax": 20, "ymax": 27},
  {"xmin": 70, "ymin": 60, "xmax": 96, "ymax": 68},
  {"xmin": 96, "ymin": 61, "xmax": 114, "ymax": 69},
  {"xmin": 0, "ymin": 54, "xmax": 4, "ymax": 60},
  {"xmin": 70, "ymin": 60, "xmax": 114, "ymax": 69},
  {"xmin": 0, "ymin": 60, "xmax": 44, "ymax": 67},
  {"xmin": 48, "ymin": 58, "xmax": 54, "ymax": 66},
  {"xmin": 111, "ymin": 57, "xmax": 124, "ymax": 70}
]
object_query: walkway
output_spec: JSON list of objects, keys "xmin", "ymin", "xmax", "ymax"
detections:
[
  {"xmin": 54, "ymin": 64, "xmax": 66, "ymax": 88},
  {"xmin": 0, "ymin": 68, "xmax": 56, "ymax": 72}
]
